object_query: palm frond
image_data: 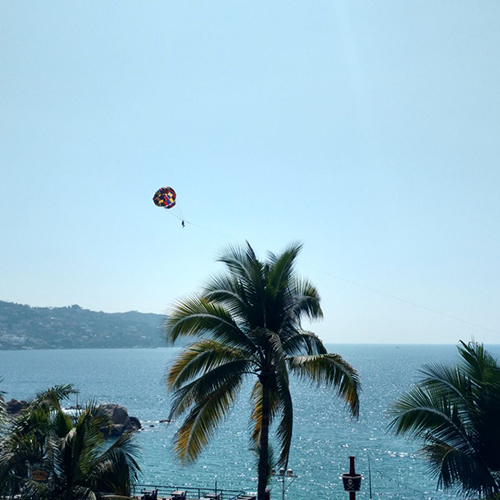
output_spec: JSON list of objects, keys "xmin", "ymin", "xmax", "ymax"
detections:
[
  {"xmin": 457, "ymin": 341, "xmax": 500, "ymax": 388},
  {"xmin": 285, "ymin": 277, "xmax": 323, "ymax": 321},
  {"xmin": 217, "ymin": 243, "xmax": 269, "ymax": 328},
  {"xmin": 288, "ymin": 354, "xmax": 360, "ymax": 417},
  {"xmin": 282, "ymin": 331, "xmax": 327, "ymax": 356},
  {"xmin": 203, "ymin": 273, "xmax": 251, "ymax": 319},
  {"xmin": 216, "ymin": 243, "xmax": 260, "ymax": 284},
  {"xmin": 274, "ymin": 373, "xmax": 293, "ymax": 468},
  {"xmin": 266, "ymin": 242, "xmax": 303, "ymax": 296},
  {"xmin": 388, "ymin": 387, "xmax": 473, "ymax": 453},
  {"xmin": 166, "ymin": 296, "xmax": 253, "ymax": 350},
  {"xmin": 422, "ymin": 440, "xmax": 497, "ymax": 498},
  {"xmin": 90, "ymin": 433, "xmax": 141, "ymax": 495},
  {"xmin": 32, "ymin": 384, "xmax": 75, "ymax": 412},
  {"xmin": 174, "ymin": 376, "xmax": 243, "ymax": 463},
  {"xmin": 167, "ymin": 339, "xmax": 253, "ymax": 390},
  {"xmin": 420, "ymin": 363, "xmax": 468, "ymax": 392},
  {"xmin": 169, "ymin": 360, "xmax": 249, "ymax": 420},
  {"xmin": 53, "ymin": 409, "xmax": 75, "ymax": 438}
]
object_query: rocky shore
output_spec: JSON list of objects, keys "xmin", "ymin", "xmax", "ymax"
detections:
[{"xmin": 5, "ymin": 399, "xmax": 142, "ymax": 437}]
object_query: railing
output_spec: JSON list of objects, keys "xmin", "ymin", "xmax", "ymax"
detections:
[{"xmin": 132, "ymin": 483, "xmax": 248, "ymax": 500}]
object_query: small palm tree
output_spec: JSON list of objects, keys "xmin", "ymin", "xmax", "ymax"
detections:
[
  {"xmin": 0, "ymin": 384, "xmax": 73, "ymax": 496},
  {"xmin": 165, "ymin": 242, "xmax": 360, "ymax": 500},
  {"xmin": 0, "ymin": 385, "xmax": 141, "ymax": 500},
  {"xmin": 389, "ymin": 341, "xmax": 500, "ymax": 499}
]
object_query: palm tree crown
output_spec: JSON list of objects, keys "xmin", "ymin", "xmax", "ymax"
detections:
[
  {"xmin": 165, "ymin": 242, "xmax": 360, "ymax": 500},
  {"xmin": 389, "ymin": 341, "xmax": 500, "ymax": 499}
]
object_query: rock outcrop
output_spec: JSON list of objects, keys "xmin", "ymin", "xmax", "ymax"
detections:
[
  {"xmin": 6, "ymin": 398, "xmax": 27, "ymax": 415},
  {"xmin": 97, "ymin": 403, "xmax": 142, "ymax": 437},
  {"xmin": 2, "ymin": 398, "xmax": 141, "ymax": 438}
]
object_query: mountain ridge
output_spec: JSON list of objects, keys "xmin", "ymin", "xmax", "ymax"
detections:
[{"xmin": 0, "ymin": 300, "xmax": 176, "ymax": 350}]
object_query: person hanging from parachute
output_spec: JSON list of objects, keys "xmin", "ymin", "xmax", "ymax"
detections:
[{"xmin": 153, "ymin": 186, "xmax": 185, "ymax": 227}]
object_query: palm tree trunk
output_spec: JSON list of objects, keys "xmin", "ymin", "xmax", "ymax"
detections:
[{"xmin": 257, "ymin": 381, "xmax": 270, "ymax": 500}]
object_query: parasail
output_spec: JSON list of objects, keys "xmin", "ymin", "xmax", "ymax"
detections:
[{"xmin": 153, "ymin": 186, "xmax": 176, "ymax": 209}]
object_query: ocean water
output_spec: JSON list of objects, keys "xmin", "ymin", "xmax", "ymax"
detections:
[{"xmin": 1, "ymin": 344, "xmax": 498, "ymax": 500}]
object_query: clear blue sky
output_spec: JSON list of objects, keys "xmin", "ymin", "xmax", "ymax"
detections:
[{"xmin": 1, "ymin": 1, "xmax": 499, "ymax": 344}]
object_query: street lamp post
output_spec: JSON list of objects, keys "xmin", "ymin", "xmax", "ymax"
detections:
[{"xmin": 270, "ymin": 467, "xmax": 298, "ymax": 500}]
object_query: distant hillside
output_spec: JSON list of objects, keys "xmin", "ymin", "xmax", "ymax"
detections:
[{"xmin": 0, "ymin": 301, "xmax": 176, "ymax": 350}]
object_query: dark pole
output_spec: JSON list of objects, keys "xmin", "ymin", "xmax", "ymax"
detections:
[
  {"xmin": 368, "ymin": 456, "xmax": 373, "ymax": 500},
  {"xmin": 349, "ymin": 456, "xmax": 356, "ymax": 500},
  {"xmin": 342, "ymin": 455, "xmax": 362, "ymax": 500}
]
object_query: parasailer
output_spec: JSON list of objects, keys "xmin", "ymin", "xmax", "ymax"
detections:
[
  {"xmin": 153, "ymin": 186, "xmax": 185, "ymax": 227},
  {"xmin": 153, "ymin": 186, "xmax": 176, "ymax": 209}
]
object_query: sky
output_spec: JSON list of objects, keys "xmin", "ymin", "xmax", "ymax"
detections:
[{"xmin": 1, "ymin": 0, "xmax": 499, "ymax": 344}]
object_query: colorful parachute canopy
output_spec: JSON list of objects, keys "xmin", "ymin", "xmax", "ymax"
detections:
[{"xmin": 153, "ymin": 187, "xmax": 176, "ymax": 209}]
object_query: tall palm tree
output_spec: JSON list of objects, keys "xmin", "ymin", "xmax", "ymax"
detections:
[
  {"xmin": 389, "ymin": 341, "xmax": 500, "ymax": 499},
  {"xmin": 0, "ymin": 385, "xmax": 141, "ymax": 500},
  {"xmin": 165, "ymin": 242, "xmax": 360, "ymax": 500}
]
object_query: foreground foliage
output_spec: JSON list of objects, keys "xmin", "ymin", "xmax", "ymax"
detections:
[
  {"xmin": 165, "ymin": 242, "xmax": 360, "ymax": 500},
  {"xmin": 389, "ymin": 341, "xmax": 500, "ymax": 499},
  {"xmin": 0, "ymin": 385, "xmax": 140, "ymax": 500}
]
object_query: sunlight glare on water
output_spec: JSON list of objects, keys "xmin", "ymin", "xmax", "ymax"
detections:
[{"xmin": 1, "ymin": 344, "xmax": 497, "ymax": 499}]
